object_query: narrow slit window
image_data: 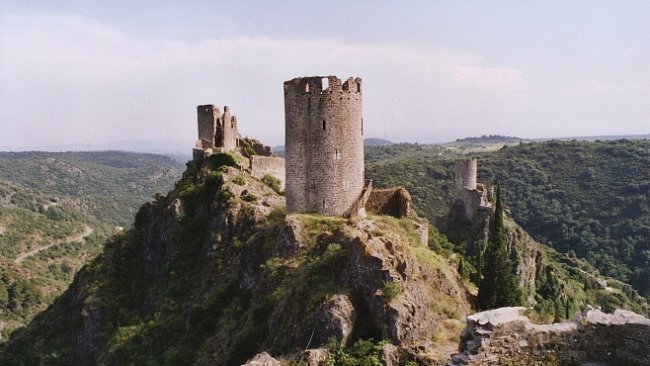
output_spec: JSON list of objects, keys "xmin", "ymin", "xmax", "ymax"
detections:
[
  {"xmin": 343, "ymin": 180, "xmax": 349, "ymax": 191},
  {"xmin": 322, "ymin": 198, "xmax": 326, "ymax": 209},
  {"xmin": 361, "ymin": 118, "xmax": 364, "ymax": 135},
  {"xmin": 305, "ymin": 83, "xmax": 310, "ymax": 93},
  {"xmin": 322, "ymin": 120, "xmax": 326, "ymax": 130}
]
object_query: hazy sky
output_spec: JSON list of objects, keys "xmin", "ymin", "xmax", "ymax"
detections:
[{"xmin": 1, "ymin": 1, "xmax": 648, "ymax": 150}]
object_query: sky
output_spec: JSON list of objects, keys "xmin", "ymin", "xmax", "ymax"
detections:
[{"xmin": 1, "ymin": 1, "xmax": 649, "ymax": 150}]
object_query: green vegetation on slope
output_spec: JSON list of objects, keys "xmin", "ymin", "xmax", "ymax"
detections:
[
  {"xmin": 477, "ymin": 185, "xmax": 520, "ymax": 310},
  {"xmin": 0, "ymin": 151, "xmax": 183, "ymax": 339},
  {"xmin": 365, "ymin": 139, "xmax": 650, "ymax": 300},
  {"xmin": 478, "ymin": 140, "xmax": 650, "ymax": 298},
  {"xmin": 0, "ymin": 151, "xmax": 185, "ymax": 227}
]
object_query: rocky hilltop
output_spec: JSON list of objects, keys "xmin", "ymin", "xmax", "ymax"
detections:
[
  {"xmin": 0, "ymin": 156, "xmax": 472, "ymax": 365},
  {"xmin": 2, "ymin": 153, "xmax": 649, "ymax": 366}
]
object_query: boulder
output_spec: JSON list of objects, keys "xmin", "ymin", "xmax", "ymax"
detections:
[{"xmin": 242, "ymin": 352, "xmax": 281, "ymax": 366}]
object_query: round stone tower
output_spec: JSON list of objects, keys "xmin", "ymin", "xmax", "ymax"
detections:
[
  {"xmin": 284, "ymin": 75, "xmax": 364, "ymax": 215},
  {"xmin": 455, "ymin": 158, "xmax": 477, "ymax": 191}
]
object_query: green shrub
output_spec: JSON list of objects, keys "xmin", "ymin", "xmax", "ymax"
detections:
[
  {"xmin": 325, "ymin": 339, "xmax": 387, "ymax": 366},
  {"xmin": 217, "ymin": 190, "xmax": 234, "ymax": 201},
  {"xmin": 207, "ymin": 153, "xmax": 237, "ymax": 170},
  {"xmin": 242, "ymin": 194, "xmax": 258, "ymax": 203},
  {"xmin": 261, "ymin": 174, "xmax": 282, "ymax": 194},
  {"xmin": 232, "ymin": 176, "xmax": 246, "ymax": 185},
  {"xmin": 381, "ymin": 281, "xmax": 400, "ymax": 301},
  {"xmin": 205, "ymin": 171, "xmax": 223, "ymax": 189},
  {"xmin": 245, "ymin": 145, "xmax": 257, "ymax": 157}
]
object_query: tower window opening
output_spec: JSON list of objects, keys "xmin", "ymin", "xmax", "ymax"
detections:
[
  {"xmin": 343, "ymin": 179, "xmax": 350, "ymax": 192},
  {"xmin": 322, "ymin": 120, "xmax": 326, "ymax": 130},
  {"xmin": 305, "ymin": 83, "xmax": 310, "ymax": 93},
  {"xmin": 322, "ymin": 198, "xmax": 326, "ymax": 209},
  {"xmin": 322, "ymin": 77, "xmax": 329, "ymax": 92},
  {"xmin": 361, "ymin": 118, "xmax": 364, "ymax": 135}
]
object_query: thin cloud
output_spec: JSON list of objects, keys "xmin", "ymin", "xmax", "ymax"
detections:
[{"xmin": 2, "ymin": 12, "xmax": 645, "ymax": 149}]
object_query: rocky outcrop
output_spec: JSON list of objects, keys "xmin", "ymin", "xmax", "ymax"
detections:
[
  {"xmin": 242, "ymin": 352, "xmax": 281, "ymax": 366},
  {"xmin": 450, "ymin": 306, "xmax": 650, "ymax": 366},
  {"xmin": 304, "ymin": 294, "xmax": 357, "ymax": 347}
]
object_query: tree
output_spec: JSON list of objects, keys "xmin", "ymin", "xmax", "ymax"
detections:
[{"xmin": 477, "ymin": 184, "xmax": 521, "ymax": 310}]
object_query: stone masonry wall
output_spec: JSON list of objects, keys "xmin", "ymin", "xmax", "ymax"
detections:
[
  {"xmin": 450, "ymin": 307, "xmax": 650, "ymax": 366},
  {"xmin": 456, "ymin": 188, "xmax": 480, "ymax": 220},
  {"xmin": 194, "ymin": 104, "xmax": 240, "ymax": 156},
  {"xmin": 220, "ymin": 106, "xmax": 239, "ymax": 152},
  {"xmin": 197, "ymin": 104, "xmax": 219, "ymax": 148},
  {"xmin": 284, "ymin": 75, "xmax": 364, "ymax": 215},
  {"xmin": 249, "ymin": 156, "xmax": 286, "ymax": 189},
  {"xmin": 455, "ymin": 158, "xmax": 477, "ymax": 191},
  {"xmin": 365, "ymin": 188, "xmax": 411, "ymax": 218}
]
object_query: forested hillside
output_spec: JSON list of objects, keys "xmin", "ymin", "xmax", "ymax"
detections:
[
  {"xmin": 0, "ymin": 151, "xmax": 183, "ymax": 339},
  {"xmin": 480, "ymin": 140, "xmax": 650, "ymax": 298},
  {"xmin": 0, "ymin": 151, "xmax": 185, "ymax": 226},
  {"xmin": 365, "ymin": 139, "xmax": 650, "ymax": 298}
]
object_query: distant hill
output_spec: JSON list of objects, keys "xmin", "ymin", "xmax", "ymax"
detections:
[
  {"xmin": 455, "ymin": 135, "xmax": 523, "ymax": 144},
  {"xmin": 364, "ymin": 138, "xmax": 393, "ymax": 146},
  {"xmin": 534, "ymin": 134, "xmax": 650, "ymax": 142},
  {"xmin": 4, "ymin": 139, "xmax": 195, "ymax": 163},
  {"xmin": 271, "ymin": 137, "xmax": 393, "ymax": 155},
  {"xmin": 0, "ymin": 151, "xmax": 183, "ymax": 338}
]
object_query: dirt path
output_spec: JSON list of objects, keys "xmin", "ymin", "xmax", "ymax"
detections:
[{"xmin": 14, "ymin": 225, "xmax": 93, "ymax": 264}]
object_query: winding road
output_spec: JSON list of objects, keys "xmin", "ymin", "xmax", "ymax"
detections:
[{"xmin": 14, "ymin": 225, "xmax": 93, "ymax": 264}]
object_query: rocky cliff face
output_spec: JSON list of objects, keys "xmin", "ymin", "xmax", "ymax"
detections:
[
  {"xmin": 450, "ymin": 306, "xmax": 650, "ymax": 366},
  {"xmin": 0, "ymin": 159, "xmax": 471, "ymax": 365}
]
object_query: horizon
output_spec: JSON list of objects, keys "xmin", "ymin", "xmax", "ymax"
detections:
[
  {"xmin": 3, "ymin": 133, "xmax": 649, "ymax": 155},
  {"xmin": 1, "ymin": 1, "xmax": 648, "ymax": 149}
]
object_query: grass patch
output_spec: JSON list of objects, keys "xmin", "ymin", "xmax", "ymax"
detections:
[
  {"xmin": 369, "ymin": 215, "xmax": 422, "ymax": 247},
  {"xmin": 290, "ymin": 214, "xmax": 347, "ymax": 247},
  {"xmin": 381, "ymin": 281, "xmax": 400, "ymax": 301},
  {"xmin": 260, "ymin": 174, "xmax": 283, "ymax": 195}
]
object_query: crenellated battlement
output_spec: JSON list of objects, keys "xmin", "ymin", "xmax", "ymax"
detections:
[{"xmin": 284, "ymin": 76, "xmax": 362, "ymax": 95}]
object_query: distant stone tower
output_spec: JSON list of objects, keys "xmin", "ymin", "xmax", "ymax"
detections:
[
  {"xmin": 455, "ymin": 158, "xmax": 491, "ymax": 219},
  {"xmin": 194, "ymin": 105, "xmax": 240, "ymax": 158},
  {"xmin": 455, "ymin": 158, "xmax": 477, "ymax": 191},
  {"xmin": 284, "ymin": 76, "xmax": 364, "ymax": 215}
]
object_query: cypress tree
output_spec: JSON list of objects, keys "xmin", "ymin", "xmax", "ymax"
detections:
[{"xmin": 477, "ymin": 184, "xmax": 521, "ymax": 310}]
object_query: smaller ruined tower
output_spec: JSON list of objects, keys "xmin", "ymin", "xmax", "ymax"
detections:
[
  {"xmin": 194, "ymin": 105, "xmax": 240, "ymax": 158},
  {"xmin": 219, "ymin": 106, "xmax": 239, "ymax": 152},
  {"xmin": 196, "ymin": 105, "xmax": 219, "ymax": 150},
  {"xmin": 284, "ymin": 75, "xmax": 364, "ymax": 216},
  {"xmin": 455, "ymin": 158, "xmax": 478, "ymax": 191},
  {"xmin": 454, "ymin": 158, "xmax": 491, "ymax": 220}
]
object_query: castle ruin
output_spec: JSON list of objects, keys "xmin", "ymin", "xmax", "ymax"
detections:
[
  {"xmin": 192, "ymin": 104, "xmax": 286, "ymax": 188},
  {"xmin": 191, "ymin": 77, "xmax": 415, "ymax": 221},
  {"xmin": 193, "ymin": 105, "xmax": 241, "ymax": 159},
  {"xmin": 455, "ymin": 158, "xmax": 492, "ymax": 220},
  {"xmin": 284, "ymin": 76, "xmax": 365, "ymax": 215}
]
